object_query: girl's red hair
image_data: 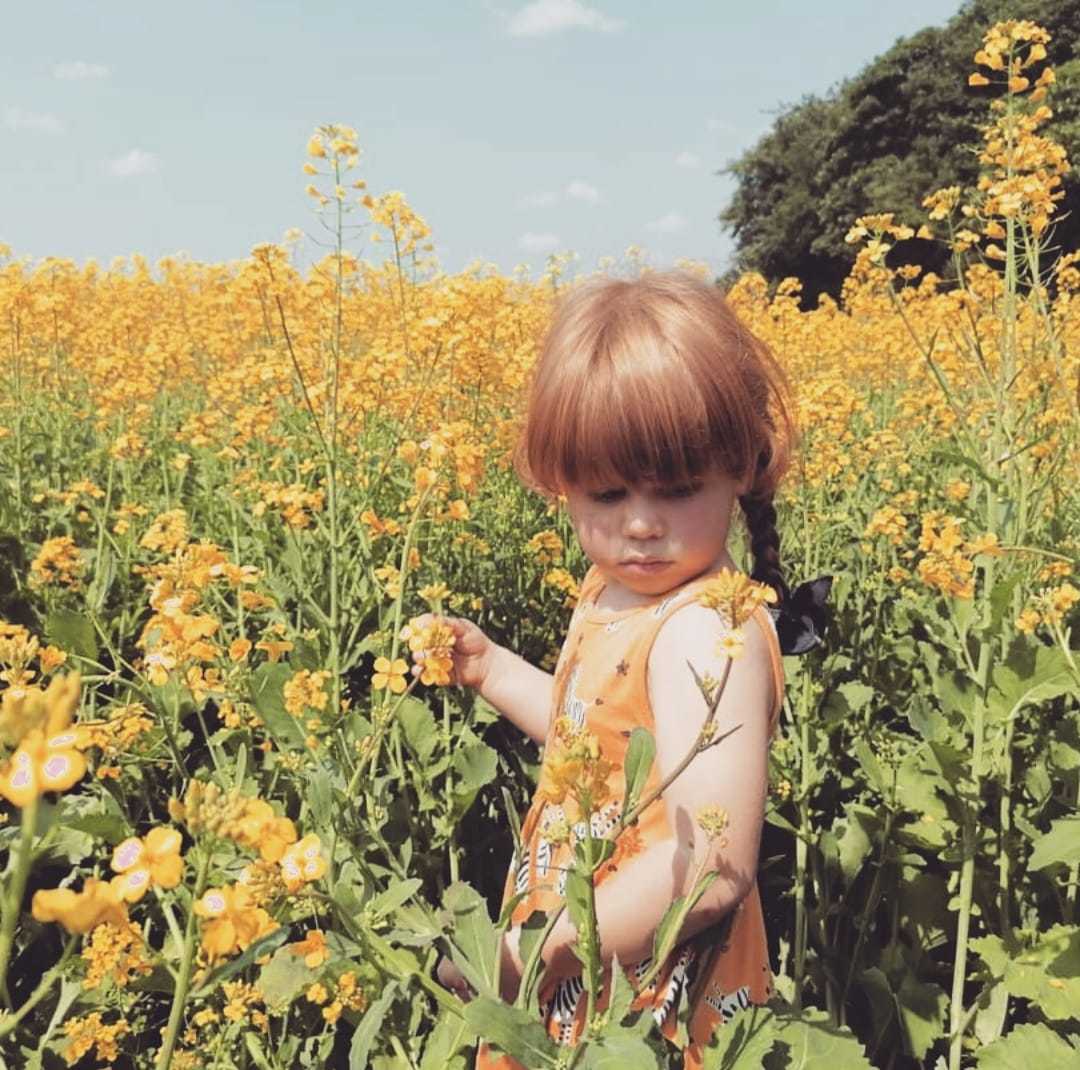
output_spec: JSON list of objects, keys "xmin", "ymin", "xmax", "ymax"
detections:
[{"xmin": 513, "ymin": 271, "xmax": 795, "ymax": 503}]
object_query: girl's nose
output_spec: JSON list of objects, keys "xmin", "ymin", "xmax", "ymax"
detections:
[{"xmin": 623, "ymin": 500, "xmax": 665, "ymax": 539}]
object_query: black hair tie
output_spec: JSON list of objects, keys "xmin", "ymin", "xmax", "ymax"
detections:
[{"xmin": 767, "ymin": 575, "xmax": 833, "ymax": 656}]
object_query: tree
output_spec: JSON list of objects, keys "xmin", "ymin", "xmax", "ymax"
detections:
[{"xmin": 719, "ymin": 0, "xmax": 1080, "ymax": 306}]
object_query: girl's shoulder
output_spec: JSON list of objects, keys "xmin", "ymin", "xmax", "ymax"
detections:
[{"xmin": 646, "ymin": 595, "xmax": 785, "ymax": 736}]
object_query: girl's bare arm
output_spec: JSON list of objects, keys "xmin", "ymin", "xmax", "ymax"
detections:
[{"xmin": 479, "ymin": 644, "xmax": 554, "ymax": 745}]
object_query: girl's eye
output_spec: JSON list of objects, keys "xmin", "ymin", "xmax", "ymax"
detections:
[
  {"xmin": 665, "ymin": 484, "xmax": 701, "ymax": 499},
  {"xmin": 592, "ymin": 489, "xmax": 625, "ymax": 504}
]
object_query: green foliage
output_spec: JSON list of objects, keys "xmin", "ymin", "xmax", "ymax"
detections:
[{"xmin": 720, "ymin": 0, "xmax": 1080, "ymax": 304}]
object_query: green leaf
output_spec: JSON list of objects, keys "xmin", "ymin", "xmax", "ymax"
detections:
[
  {"xmin": 349, "ymin": 982, "xmax": 398, "ymax": 1069},
  {"xmin": 989, "ymin": 644, "xmax": 1073, "ymax": 725},
  {"xmin": 701, "ymin": 1003, "xmax": 779, "ymax": 1069},
  {"xmin": 836, "ymin": 804, "xmax": 880, "ymax": 885},
  {"xmin": 622, "ymin": 728, "xmax": 655, "ymax": 815},
  {"xmin": 606, "ymin": 957, "xmax": 637, "ymax": 1027},
  {"xmin": 443, "ymin": 882, "xmax": 501, "ymax": 997},
  {"xmin": 895, "ymin": 973, "xmax": 947, "ymax": 1060},
  {"xmin": 821, "ymin": 682, "xmax": 875, "ymax": 727},
  {"xmin": 258, "ymin": 945, "xmax": 316, "ymax": 1008},
  {"xmin": 852, "ymin": 740, "xmax": 886, "ymax": 796},
  {"xmin": 451, "ymin": 737, "xmax": 498, "ymax": 815},
  {"xmin": 972, "ymin": 926, "xmax": 1080, "ymax": 1021},
  {"xmin": 975, "ymin": 1023, "xmax": 1080, "ymax": 1069},
  {"xmin": 765, "ymin": 1006, "xmax": 873, "ymax": 1069},
  {"xmin": 461, "ymin": 997, "xmax": 560, "ymax": 1068},
  {"xmin": 45, "ymin": 609, "xmax": 97, "ymax": 661},
  {"xmin": 418, "ymin": 1009, "xmax": 476, "ymax": 1070},
  {"xmin": 368, "ymin": 878, "xmax": 423, "ymax": 920},
  {"xmin": 578, "ymin": 1033, "xmax": 662, "ymax": 1069},
  {"xmin": 1029, "ymin": 818, "xmax": 1080, "ymax": 870},
  {"xmin": 249, "ymin": 662, "xmax": 305, "ymax": 749},
  {"xmin": 193, "ymin": 927, "xmax": 288, "ymax": 997},
  {"xmin": 398, "ymin": 696, "xmax": 440, "ymax": 764}
]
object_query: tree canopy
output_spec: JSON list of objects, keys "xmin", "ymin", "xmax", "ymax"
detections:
[{"xmin": 719, "ymin": 0, "xmax": 1080, "ymax": 305}]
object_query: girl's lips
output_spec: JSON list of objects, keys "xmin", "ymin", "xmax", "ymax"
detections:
[{"xmin": 622, "ymin": 560, "xmax": 669, "ymax": 572}]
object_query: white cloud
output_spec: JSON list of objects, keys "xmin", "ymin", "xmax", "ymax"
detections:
[
  {"xmin": 108, "ymin": 148, "xmax": 159, "ymax": 177},
  {"xmin": 519, "ymin": 190, "xmax": 559, "ymax": 208},
  {"xmin": 519, "ymin": 232, "xmax": 561, "ymax": 253},
  {"xmin": 675, "ymin": 151, "xmax": 700, "ymax": 169},
  {"xmin": 565, "ymin": 179, "xmax": 600, "ymax": 204},
  {"xmin": 54, "ymin": 60, "xmax": 110, "ymax": 80},
  {"xmin": 644, "ymin": 211, "xmax": 687, "ymax": 235},
  {"xmin": 519, "ymin": 180, "xmax": 601, "ymax": 209},
  {"xmin": 506, "ymin": 0, "xmax": 623, "ymax": 38},
  {"xmin": 4, "ymin": 107, "xmax": 64, "ymax": 134}
]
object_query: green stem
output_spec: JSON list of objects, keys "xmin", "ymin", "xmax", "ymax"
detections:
[
  {"xmin": 157, "ymin": 846, "xmax": 212, "ymax": 1070},
  {"xmin": 0, "ymin": 795, "xmax": 39, "ymax": 1009}
]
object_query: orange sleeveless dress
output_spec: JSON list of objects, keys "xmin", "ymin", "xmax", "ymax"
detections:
[{"xmin": 476, "ymin": 563, "xmax": 786, "ymax": 1069}]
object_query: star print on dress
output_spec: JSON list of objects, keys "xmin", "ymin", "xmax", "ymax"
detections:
[{"xmin": 615, "ymin": 658, "xmax": 629, "ymax": 675}]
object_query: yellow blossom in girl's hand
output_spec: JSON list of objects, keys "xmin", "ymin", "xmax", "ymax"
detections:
[
  {"xmin": 32, "ymin": 878, "xmax": 128, "ymax": 934},
  {"xmin": 400, "ymin": 618, "xmax": 456, "ymax": 686},
  {"xmin": 372, "ymin": 656, "xmax": 408, "ymax": 694},
  {"xmin": 110, "ymin": 826, "xmax": 184, "ymax": 902},
  {"xmin": 280, "ymin": 833, "xmax": 327, "ymax": 892}
]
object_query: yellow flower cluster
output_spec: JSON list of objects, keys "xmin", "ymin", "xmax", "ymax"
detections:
[
  {"xmin": 915, "ymin": 513, "xmax": 1005, "ymax": 600},
  {"xmin": 134, "ymin": 537, "xmax": 265, "ymax": 699},
  {"xmin": 195, "ymin": 884, "xmax": 278, "ymax": 962},
  {"xmin": 865, "ymin": 505, "xmax": 909, "ymax": 546},
  {"xmin": 168, "ymin": 781, "xmax": 298, "ymax": 862},
  {"xmin": 399, "ymin": 617, "xmax": 455, "ymax": 686},
  {"xmin": 527, "ymin": 529, "xmax": 564, "ymax": 565},
  {"xmin": 33, "ymin": 878, "xmax": 128, "ymax": 934},
  {"xmin": 0, "ymin": 622, "xmax": 66, "ymax": 690},
  {"xmin": 139, "ymin": 508, "xmax": 189, "ymax": 554},
  {"xmin": 537, "ymin": 716, "xmax": 615, "ymax": 821},
  {"xmin": 0, "ymin": 673, "xmax": 86, "ymax": 807},
  {"xmin": 29, "ymin": 535, "xmax": 84, "ymax": 589},
  {"xmin": 110, "ymin": 827, "xmax": 184, "ymax": 902},
  {"xmin": 696, "ymin": 805, "xmax": 730, "ymax": 846},
  {"xmin": 697, "ymin": 568, "xmax": 778, "ymax": 627},
  {"xmin": 1017, "ymin": 583, "xmax": 1080, "ymax": 634},
  {"xmin": 283, "ymin": 669, "xmax": 331, "ymax": 716},
  {"xmin": 542, "ymin": 567, "xmax": 580, "ymax": 609},
  {"xmin": 81, "ymin": 919, "xmax": 153, "ymax": 989},
  {"xmin": 62, "ymin": 1013, "xmax": 130, "ymax": 1066}
]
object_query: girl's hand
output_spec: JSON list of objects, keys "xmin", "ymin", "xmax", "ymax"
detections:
[
  {"xmin": 409, "ymin": 614, "xmax": 499, "ymax": 691},
  {"xmin": 437, "ymin": 954, "xmax": 473, "ymax": 1001}
]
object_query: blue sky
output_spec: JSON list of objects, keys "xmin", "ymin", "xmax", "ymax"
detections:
[{"xmin": 2, "ymin": 1, "xmax": 964, "ymax": 279}]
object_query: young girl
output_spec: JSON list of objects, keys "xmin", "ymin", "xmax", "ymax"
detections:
[{"xmin": 416, "ymin": 270, "xmax": 805, "ymax": 1067}]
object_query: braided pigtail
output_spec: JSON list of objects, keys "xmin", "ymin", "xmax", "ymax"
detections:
[
  {"xmin": 738, "ymin": 491, "xmax": 790, "ymax": 608},
  {"xmin": 739, "ymin": 456, "xmax": 833, "ymax": 656}
]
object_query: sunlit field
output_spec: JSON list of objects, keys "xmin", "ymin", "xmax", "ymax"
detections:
[{"xmin": 0, "ymin": 21, "xmax": 1077, "ymax": 1070}]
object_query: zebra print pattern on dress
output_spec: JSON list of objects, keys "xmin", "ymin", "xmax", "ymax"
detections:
[
  {"xmin": 514, "ymin": 847, "xmax": 531, "ymax": 894},
  {"xmin": 564, "ymin": 665, "xmax": 587, "ymax": 729},
  {"xmin": 650, "ymin": 945, "xmax": 696, "ymax": 1026},
  {"xmin": 547, "ymin": 974, "xmax": 586, "ymax": 1045},
  {"xmin": 534, "ymin": 838, "xmax": 551, "ymax": 879},
  {"xmin": 704, "ymin": 984, "xmax": 752, "ymax": 1023}
]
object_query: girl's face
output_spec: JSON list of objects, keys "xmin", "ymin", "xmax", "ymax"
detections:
[{"xmin": 561, "ymin": 460, "xmax": 749, "ymax": 603}]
